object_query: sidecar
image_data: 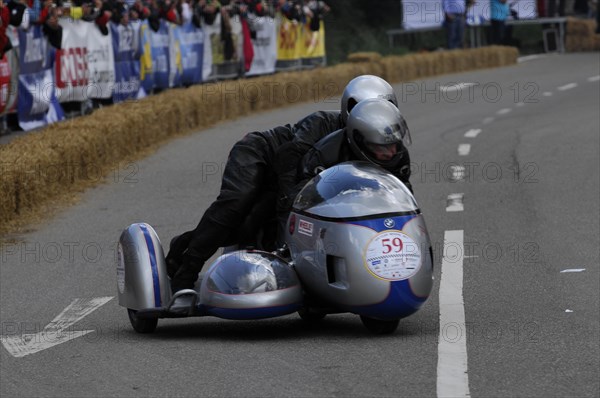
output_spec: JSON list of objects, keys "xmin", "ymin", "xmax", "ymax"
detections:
[
  {"xmin": 117, "ymin": 224, "xmax": 303, "ymax": 333},
  {"xmin": 285, "ymin": 161, "xmax": 434, "ymax": 333},
  {"xmin": 117, "ymin": 162, "xmax": 433, "ymax": 335}
]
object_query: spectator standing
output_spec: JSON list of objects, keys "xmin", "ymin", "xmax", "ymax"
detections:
[
  {"xmin": 490, "ymin": 0, "xmax": 509, "ymax": 44},
  {"xmin": 442, "ymin": 0, "xmax": 467, "ymax": 49},
  {"xmin": 303, "ymin": 0, "xmax": 328, "ymax": 32}
]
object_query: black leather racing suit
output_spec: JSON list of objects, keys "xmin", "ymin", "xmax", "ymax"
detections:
[{"xmin": 168, "ymin": 111, "xmax": 344, "ymax": 292}]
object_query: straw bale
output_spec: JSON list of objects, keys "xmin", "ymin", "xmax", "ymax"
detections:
[
  {"xmin": 567, "ymin": 17, "xmax": 595, "ymax": 36},
  {"xmin": 346, "ymin": 52, "xmax": 383, "ymax": 63},
  {"xmin": 1, "ymin": 46, "xmax": 521, "ymax": 233},
  {"xmin": 594, "ymin": 35, "xmax": 600, "ymax": 51}
]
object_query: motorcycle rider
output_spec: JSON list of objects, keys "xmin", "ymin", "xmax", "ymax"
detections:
[
  {"xmin": 167, "ymin": 75, "xmax": 410, "ymax": 293},
  {"xmin": 296, "ymin": 98, "xmax": 412, "ymax": 192}
]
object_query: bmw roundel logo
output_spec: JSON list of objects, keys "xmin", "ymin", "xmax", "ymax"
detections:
[{"xmin": 384, "ymin": 218, "xmax": 395, "ymax": 228}]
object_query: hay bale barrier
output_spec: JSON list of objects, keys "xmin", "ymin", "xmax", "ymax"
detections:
[
  {"xmin": 0, "ymin": 46, "xmax": 518, "ymax": 235},
  {"xmin": 566, "ymin": 17, "xmax": 600, "ymax": 52}
]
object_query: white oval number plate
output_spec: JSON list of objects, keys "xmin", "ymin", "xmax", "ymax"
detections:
[{"xmin": 364, "ymin": 231, "xmax": 422, "ymax": 281}]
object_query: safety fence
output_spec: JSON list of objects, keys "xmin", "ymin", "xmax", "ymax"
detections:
[{"xmin": 0, "ymin": 12, "xmax": 326, "ymax": 131}]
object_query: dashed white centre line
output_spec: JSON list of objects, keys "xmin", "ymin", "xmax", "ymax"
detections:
[
  {"xmin": 483, "ymin": 117, "xmax": 494, "ymax": 124},
  {"xmin": 439, "ymin": 82, "xmax": 477, "ymax": 93},
  {"xmin": 557, "ymin": 83, "xmax": 578, "ymax": 91},
  {"xmin": 464, "ymin": 129, "xmax": 482, "ymax": 138},
  {"xmin": 588, "ymin": 75, "xmax": 600, "ymax": 82},
  {"xmin": 446, "ymin": 194, "xmax": 464, "ymax": 212},
  {"xmin": 497, "ymin": 108, "xmax": 512, "ymax": 115},
  {"xmin": 560, "ymin": 268, "xmax": 586, "ymax": 273},
  {"xmin": 449, "ymin": 165, "xmax": 466, "ymax": 181},
  {"xmin": 517, "ymin": 54, "xmax": 546, "ymax": 63},
  {"xmin": 543, "ymin": 92, "xmax": 553, "ymax": 97},
  {"xmin": 516, "ymin": 102, "xmax": 525, "ymax": 107},
  {"xmin": 437, "ymin": 230, "xmax": 470, "ymax": 398},
  {"xmin": 458, "ymin": 144, "xmax": 471, "ymax": 156}
]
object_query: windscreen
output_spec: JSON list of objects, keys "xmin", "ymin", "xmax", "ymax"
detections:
[
  {"xmin": 206, "ymin": 251, "xmax": 298, "ymax": 294},
  {"xmin": 293, "ymin": 161, "xmax": 418, "ymax": 219}
]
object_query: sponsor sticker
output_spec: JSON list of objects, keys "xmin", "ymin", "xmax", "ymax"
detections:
[
  {"xmin": 298, "ymin": 219, "xmax": 314, "ymax": 237},
  {"xmin": 364, "ymin": 230, "xmax": 422, "ymax": 281}
]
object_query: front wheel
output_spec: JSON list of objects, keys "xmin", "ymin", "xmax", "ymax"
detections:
[
  {"xmin": 128, "ymin": 309, "xmax": 158, "ymax": 334},
  {"xmin": 360, "ymin": 316, "xmax": 399, "ymax": 334}
]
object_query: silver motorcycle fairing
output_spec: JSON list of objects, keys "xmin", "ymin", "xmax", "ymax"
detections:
[
  {"xmin": 293, "ymin": 161, "xmax": 418, "ymax": 218},
  {"xmin": 117, "ymin": 223, "xmax": 172, "ymax": 310},
  {"xmin": 199, "ymin": 250, "xmax": 303, "ymax": 319},
  {"xmin": 286, "ymin": 162, "xmax": 433, "ymax": 319}
]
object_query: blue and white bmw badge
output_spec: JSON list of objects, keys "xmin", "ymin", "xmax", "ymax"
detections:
[{"xmin": 384, "ymin": 218, "xmax": 395, "ymax": 229}]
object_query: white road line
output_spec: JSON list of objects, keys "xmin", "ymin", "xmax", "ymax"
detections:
[
  {"xmin": 497, "ymin": 108, "xmax": 512, "ymax": 115},
  {"xmin": 1, "ymin": 297, "xmax": 113, "ymax": 358},
  {"xmin": 516, "ymin": 102, "xmax": 525, "ymax": 107},
  {"xmin": 446, "ymin": 194, "xmax": 464, "ymax": 212},
  {"xmin": 557, "ymin": 83, "xmax": 578, "ymax": 91},
  {"xmin": 464, "ymin": 129, "xmax": 482, "ymax": 138},
  {"xmin": 437, "ymin": 230, "xmax": 470, "ymax": 398},
  {"xmin": 449, "ymin": 165, "xmax": 466, "ymax": 181},
  {"xmin": 439, "ymin": 82, "xmax": 477, "ymax": 93},
  {"xmin": 560, "ymin": 268, "xmax": 586, "ymax": 273},
  {"xmin": 517, "ymin": 54, "xmax": 546, "ymax": 63},
  {"xmin": 458, "ymin": 144, "xmax": 471, "ymax": 156},
  {"xmin": 543, "ymin": 92, "xmax": 553, "ymax": 97},
  {"xmin": 588, "ymin": 75, "xmax": 600, "ymax": 82},
  {"xmin": 483, "ymin": 117, "xmax": 494, "ymax": 124}
]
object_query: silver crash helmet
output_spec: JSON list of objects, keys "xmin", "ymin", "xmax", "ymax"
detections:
[
  {"xmin": 341, "ymin": 75, "xmax": 399, "ymax": 124},
  {"xmin": 346, "ymin": 98, "xmax": 411, "ymax": 171},
  {"xmin": 199, "ymin": 250, "xmax": 303, "ymax": 319},
  {"xmin": 286, "ymin": 161, "xmax": 433, "ymax": 320}
]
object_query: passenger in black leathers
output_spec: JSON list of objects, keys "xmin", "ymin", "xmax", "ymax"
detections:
[
  {"xmin": 167, "ymin": 75, "xmax": 409, "ymax": 292},
  {"xmin": 167, "ymin": 114, "xmax": 343, "ymax": 292}
]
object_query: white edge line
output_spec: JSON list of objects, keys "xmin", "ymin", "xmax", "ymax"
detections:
[
  {"xmin": 437, "ymin": 230, "xmax": 470, "ymax": 398},
  {"xmin": 517, "ymin": 54, "xmax": 546, "ymax": 63},
  {"xmin": 588, "ymin": 75, "xmax": 600, "ymax": 82}
]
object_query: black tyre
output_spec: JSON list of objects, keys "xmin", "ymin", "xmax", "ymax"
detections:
[
  {"xmin": 298, "ymin": 308, "xmax": 326, "ymax": 322},
  {"xmin": 128, "ymin": 309, "xmax": 158, "ymax": 334},
  {"xmin": 360, "ymin": 316, "xmax": 399, "ymax": 334}
]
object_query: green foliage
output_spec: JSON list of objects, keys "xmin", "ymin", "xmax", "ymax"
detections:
[{"xmin": 324, "ymin": 0, "xmax": 407, "ymax": 64}]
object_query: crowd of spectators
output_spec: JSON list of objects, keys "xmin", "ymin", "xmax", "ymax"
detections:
[{"xmin": 0, "ymin": 0, "xmax": 329, "ymax": 58}]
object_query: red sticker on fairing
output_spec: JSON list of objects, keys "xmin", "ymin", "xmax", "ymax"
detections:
[{"xmin": 298, "ymin": 219, "xmax": 314, "ymax": 237}]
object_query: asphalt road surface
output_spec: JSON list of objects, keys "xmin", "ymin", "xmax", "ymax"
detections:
[{"xmin": 1, "ymin": 52, "xmax": 598, "ymax": 398}]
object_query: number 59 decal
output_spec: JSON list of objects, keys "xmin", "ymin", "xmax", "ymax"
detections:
[{"xmin": 364, "ymin": 231, "xmax": 422, "ymax": 281}]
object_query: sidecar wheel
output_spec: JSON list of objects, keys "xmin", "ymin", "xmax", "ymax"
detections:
[
  {"xmin": 128, "ymin": 309, "xmax": 158, "ymax": 334},
  {"xmin": 298, "ymin": 308, "xmax": 326, "ymax": 322},
  {"xmin": 360, "ymin": 316, "xmax": 399, "ymax": 334}
]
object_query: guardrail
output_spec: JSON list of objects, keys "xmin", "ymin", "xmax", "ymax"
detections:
[{"xmin": 387, "ymin": 17, "xmax": 569, "ymax": 52}]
